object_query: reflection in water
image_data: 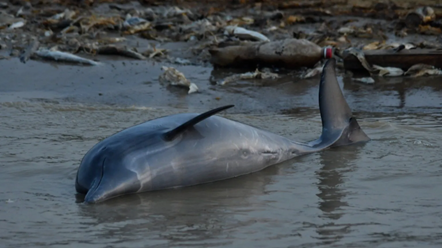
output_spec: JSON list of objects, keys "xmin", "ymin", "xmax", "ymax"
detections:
[
  {"xmin": 342, "ymin": 76, "xmax": 442, "ymax": 111},
  {"xmin": 76, "ymin": 167, "xmax": 278, "ymax": 247},
  {"xmin": 315, "ymin": 145, "xmax": 365, "ymax": 245}
]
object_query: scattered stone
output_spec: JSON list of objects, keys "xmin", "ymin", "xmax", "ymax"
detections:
[{"xmin": 159, "ymin": 66, "xmax": 198, "ymax": 94}]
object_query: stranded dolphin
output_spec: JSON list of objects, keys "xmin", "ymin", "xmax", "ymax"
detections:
[{"xmin": 75, "ymin": 58, "xmax": 370, "ymax": 203}]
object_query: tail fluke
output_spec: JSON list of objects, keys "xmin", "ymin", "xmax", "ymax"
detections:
[{"xmin": 308, "ymin": 58, "xmax": 370, "ymax": 149}]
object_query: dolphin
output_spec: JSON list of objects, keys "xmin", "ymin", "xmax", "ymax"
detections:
[{"xmin": 75, "ymin": 59, "xmax": 370, "ymax": 203}]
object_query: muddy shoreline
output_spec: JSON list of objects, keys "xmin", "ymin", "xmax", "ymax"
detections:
[
  {"xmin": 1, "ymin": 56, "xmax": 442, "ymax": 115},
  {"xmin": 1, "ymin": 0, "xmax": 442, "ymax": 115}
]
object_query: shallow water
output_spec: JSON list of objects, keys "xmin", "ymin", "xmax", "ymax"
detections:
[{"xmin": 1, "ymin": 59, "xmax": 442, "ymax": 247}]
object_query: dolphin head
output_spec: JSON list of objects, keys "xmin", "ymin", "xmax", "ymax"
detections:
[
  {"xmin": 75, "ymin": 143, "xmax": 143, "ymax": 203},
  {"xmin": 75, "ymin": 128, "xmax": 168, "ymax": 203}
]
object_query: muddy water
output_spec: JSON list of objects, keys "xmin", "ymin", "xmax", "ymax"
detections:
[{"xmin": 1, "ymin": 59, "xmax": 442, "ymax": 247}]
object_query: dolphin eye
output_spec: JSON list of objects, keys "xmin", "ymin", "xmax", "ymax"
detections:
[{"xmin": 241, "ymin": 149, "xmax": 249, "ymax": 158}]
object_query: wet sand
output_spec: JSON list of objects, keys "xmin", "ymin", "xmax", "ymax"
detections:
[
  {"xmin": 2, "ymin": 57, "xmax": 442, "ymax": 114},
  {"xmin": 1, "ymin": 56, "xmax": 442, "ymax": 247}
]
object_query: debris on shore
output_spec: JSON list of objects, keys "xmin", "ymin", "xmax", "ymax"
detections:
[
  {"xmin": 0, "ymin": 0, "xmax": 442, "ymax": 80},
  {"xmin": 34, "ymin": 48, "xmax": 100, "ymax": 66},
  {"xmin": 404, "ymin": 64, "xmax": 442, "ymax": 77},
  {"xmin": 159, "ymin": 66, "xmax": 198, "ymax": 94},
  {"xmin": 373, "ymin": 65, "xmax": 404, "ymax": 77},
  {"xmin": 303, "ymin": 65, "xmax": 323, "ymax": 78},
  {"xmin": 224, "ymin": 26, "xmax": 270, "ymax": 42},
  {"xmin": 19, "ymin": 39, "xmax": 39, "ymax": 63},
  {"xmin": 218, "ymin": 69, "xmax": 278, "ymax": 85},
  {"xmin": 96, "ymin": 45, "xmax": 146, "ymax": 60},
  {"xmin": 343, "ymin": 48, "xmax": 442, "ymax": 72},
  {"xmin": 354, "ymin": 77, "xmax": 375, "ymax": 84}
]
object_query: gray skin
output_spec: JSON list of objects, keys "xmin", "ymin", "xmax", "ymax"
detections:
[{"xmin": 75, "ymin": 59, "xmax": 370, "ymax": 203}]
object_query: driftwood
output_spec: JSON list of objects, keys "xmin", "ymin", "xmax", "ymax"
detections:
[
  {"xmin": 209, "ymin": 39, "xmax": 325, "ymax": 69},
  {"xmin": 97, "ymin": 45, "xmax": 146, "ymax": 60},
  {"xmin": 404, "ymin": 7, "xmax": 435, "ymax": 29},
  {"xmin": 343, "ymin": 49, "xmax": 442, "ymax": 71}
]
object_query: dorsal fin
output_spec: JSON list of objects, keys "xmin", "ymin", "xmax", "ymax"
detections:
[{"xmin": 163, "ymin": 105, "xmax": 234, "ymax": 141}]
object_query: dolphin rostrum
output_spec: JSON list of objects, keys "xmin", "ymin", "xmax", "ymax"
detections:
[{"xmin": 75, "ymin": 59, "xmax": 370, "ymax": 203}]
